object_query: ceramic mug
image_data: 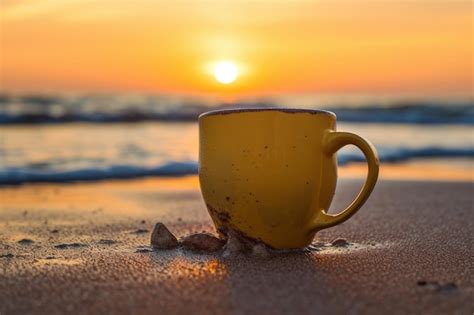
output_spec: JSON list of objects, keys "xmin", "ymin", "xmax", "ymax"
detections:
[{"xmin": 199, "ymin": 108, "xmax": 379, "ymax": 249}]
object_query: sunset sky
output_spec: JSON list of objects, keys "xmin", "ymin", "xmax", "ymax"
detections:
[{"xmin": 1, "ymin": 0, "xmax": 472, "ymax": 97}]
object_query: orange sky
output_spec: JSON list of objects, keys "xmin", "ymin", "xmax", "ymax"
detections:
[{"xmin": 0, "ymin": 0, "xmax": 472, "ymax": 97}]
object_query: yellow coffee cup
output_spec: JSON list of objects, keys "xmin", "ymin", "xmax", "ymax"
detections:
[{"xmin": 199, "ymin": 108, "xmax": 379, "ymax": 249}]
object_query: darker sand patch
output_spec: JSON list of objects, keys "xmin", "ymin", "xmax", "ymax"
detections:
[
  {"xmin": 417, "ymin": 280, "xmax": 458, "ymax": 293},
  {"xmin": 54, "ymin": 243, "xmax": 87, "ymax": 249},
  {"xmin": 0, "ymin": 253, "xmax": 14, "ymax": 258},
  {"xmin": 131, "ymin": 229, "xmax": 149, "ymax": 234},
  {"xmin": 98, "ymin": 239, "xmax": 118, "ymax": 245},
  {"xmin": 135, "ymin": 247, "xmax": 153, "ymax": 253},
  {"xmin": 18, "ymin": 239, "xmax": 34, "ymax": 245}
]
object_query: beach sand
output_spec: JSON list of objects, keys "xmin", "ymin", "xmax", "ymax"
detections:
[{"xmin": 0, "ymin": 168, "xmax": 473, "ymax": 315}]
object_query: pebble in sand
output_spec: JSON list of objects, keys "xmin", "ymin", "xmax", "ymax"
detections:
[
  {"xmin": 150, "ymin": 223, "xmax": 179, "ymax": 249},
  {"xmin": 149, "ymin": 222, "xmax": 345, "ymax": 257},
  {"xmin": 181, "ymin": 233, "xmax": 225, "ymax": 252},
  {"xmin": 331, "ymin": 238, "xmax": 350, "ymax": 247}
]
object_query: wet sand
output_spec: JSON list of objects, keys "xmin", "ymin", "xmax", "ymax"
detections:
[{"xmin": 0, "ymin": 176, "xmax": 473, "ymax": 314}]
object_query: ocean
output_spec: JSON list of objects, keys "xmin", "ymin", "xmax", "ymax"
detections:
[{"xmin": 0, "ymin": 94, "xmax": 472, "ymax": 185}]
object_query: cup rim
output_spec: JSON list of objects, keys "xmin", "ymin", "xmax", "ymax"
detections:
[{"xmin": 199, "ymin": 107, "xmax": 336, "ymax": 119}]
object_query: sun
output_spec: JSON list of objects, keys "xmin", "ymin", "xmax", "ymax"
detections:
[{"xmin": 214, "ymin": 61, "xmax": 238, "ymax": 84}]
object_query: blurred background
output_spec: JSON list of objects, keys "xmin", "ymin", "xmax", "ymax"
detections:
[{"xmin": 0, "ymin": 0, "xmax": 472, "ymax": 184}]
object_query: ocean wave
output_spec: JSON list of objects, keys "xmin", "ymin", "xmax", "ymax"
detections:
[
  {"xmin": 1, "ymin": 147, "xmax": 472, "ymax": 185},
  {"xmin": 330, "ymin": 104, "xmax": 474, "ymax": 125},
  {"xmin": 0, "ymin": 94, "xmax": 472, "ymax": 125},
  {"xmin": 0, "ymin": 161, "xmax": 198, "ymax": 185}
]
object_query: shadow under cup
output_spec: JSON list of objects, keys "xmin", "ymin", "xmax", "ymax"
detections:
[{"xmin": 198, "ymin": 108, "xmax": 379, "ymax": 249}]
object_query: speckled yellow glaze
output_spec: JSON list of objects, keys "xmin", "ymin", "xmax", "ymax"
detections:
[{"xmin": 199, "ymin": 108, "xmax": 379, "ymax": 249}]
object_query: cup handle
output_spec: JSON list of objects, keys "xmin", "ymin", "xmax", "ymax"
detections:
[{"xmin": 313, "ymin": 131, "xmax": 380, "ymax": 230}]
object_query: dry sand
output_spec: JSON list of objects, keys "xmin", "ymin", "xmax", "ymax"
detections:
[{"xmin": 0, "ymin": 176, "xmax": 473, "ymax": 315}]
